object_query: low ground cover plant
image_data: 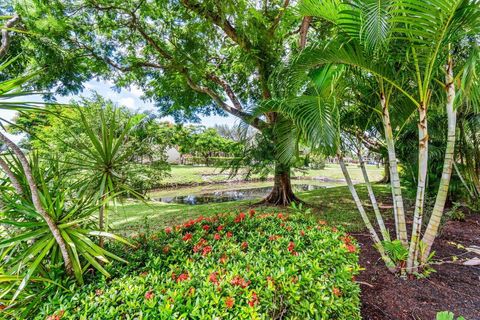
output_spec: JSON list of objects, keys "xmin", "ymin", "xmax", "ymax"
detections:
[{"xmin": 37, "ymin": 211, "xmax": 360, "ymax": 319}]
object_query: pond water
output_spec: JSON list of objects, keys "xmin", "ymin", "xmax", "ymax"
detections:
[{"xmin": 152, "ymin": 184, "xmax": 327, "ymax": 205}]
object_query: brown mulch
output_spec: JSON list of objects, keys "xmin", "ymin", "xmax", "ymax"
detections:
[{"xmin": 355, "ymin": 214, "xmax": 480, "ymax": 320}]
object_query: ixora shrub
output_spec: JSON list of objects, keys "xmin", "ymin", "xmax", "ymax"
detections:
[{"xmin": 37, "ymin": 212, "xmax": 360, "ymax": 319}]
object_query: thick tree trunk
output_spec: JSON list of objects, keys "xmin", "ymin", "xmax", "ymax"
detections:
[
  {"xmin": 338, "ymin": 151, "xmax": 396, "ymax": 272},
  {"xmin": 0, "ymin": 132, "xmax": 73, "ymax": 275},
  {"xmin": 407, "ymin": 100, "xmax": 429, "ymax": 273},
  {"xmin": 381, "ymin": 94, "xmax": 408, "ymax": 246},
  {"xmin": 379, "ymin": 156, "xmax": 391, "ymax": 183},
  {"xmin": 421, "ymin": 57, "xmax": 456, "ymax": 263},
  {"xmin": 262, "ymin": 163, "xmax": 301, "ymax": 206}
]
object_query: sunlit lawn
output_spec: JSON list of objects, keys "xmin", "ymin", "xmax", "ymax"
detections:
[{"xmin": 111, "ymin": 184, "xmax": 395, "ymax": 237}]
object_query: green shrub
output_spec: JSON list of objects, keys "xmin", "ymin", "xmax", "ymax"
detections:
[{"xmin": 36, "ymin": 212, "xmax": 361, "ymax": 319}]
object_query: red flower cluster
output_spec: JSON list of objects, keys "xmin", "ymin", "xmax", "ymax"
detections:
[
  {"xmin": 177, "ymin": 273, "xmax": 189, "ymax": 282},
  {"xmin": 300, "ymin": 230, "xmax": 305, "ymax": 236},
  {"xmin": 241, "ymin": 241, "xmax": 248, "ymax": 250},
  {"xmin": 164, "ymin": 226, "xmax": 172, "ymax": 234},
  {"xmin": 341, "ymin": 235, "xmax": 356, "ymax": 253},
  {"xmin": 209, "ymin": 272, "xmax": 219, "ymax": 285},
  {"xmin": 249, "ymin": 209, "xmax": 256, "ymax": 217},
  {"xmin": 46, "ymin": 311, "xmax": 65, "ymax": 320},
  {"xmin": 217, "ymin": 225, "xmax": 224, "ymax": 232},
  {"xmin": 268, "ymin": 235, "xmax": 282, "ymax": 241},
  {"xmin": 234, "ymin": 212, "xmax": 246, "ymax": 223},
  {"xmin": 248, "ymin": 292, "xmax": 259, "ymax": 307},
  {"xmin": 202, "ymin": 246, "xmax": 212, "ymax": 256},
  {"xmin": 332, "ymin": 287, "xmax": 342, "ymax": 297},
  {"xmin": 226, "ymin": 231, "xmax": 233, "ymax": 238},
  {"xmin": 202, "ymin": 225, "xmax": 210, "ymax": 231},
  {"xmin": 219, "ymin": 255, "xmax": 228, "ymax": 264},
  {"xmin": 182, "ymin": 233, "xmax": 192, "ymax": 241},
  {"xmin": 225, "ymin": 297, "xmax": 235, "ymax": 309},
  {"xmin": 214, "ymin": 233, "xmax": 221, "ymax": 240},
  {"xmin": 231, "ymin": 276, "xmax": 250, "ymax": 288},
  {"xmin": 144, "ymin": 291, "xmax": 154, "ymax": 300},
  {"xmin": 162, "ymin": 245, "xmax": 170, "ymax": 254},
  {"xmin": 287, "ymin": 241, "xmax": 298, "ymax": 256}
]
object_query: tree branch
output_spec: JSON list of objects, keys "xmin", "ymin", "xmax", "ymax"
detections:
[
  {"xmin": 207, "ymin": 74, "xmax": 243, "ymax": 111},
  {"xmin": 0, "ymin": 156, "xmax": 23, "ymax": 195},
  {"xmin": 299, "ymin": 16, "xmax": 312, "ymax": 49},
  {"xmin": 0, "ymin": 14, "xmax": 20, "ymax": 58},
  {"xmin": 268, "ymin": 0, "xmax": 290, "ymax": 35},
  {"xmin": 180, "ymin": 0, "xmax": 253, "ymax": 52}
]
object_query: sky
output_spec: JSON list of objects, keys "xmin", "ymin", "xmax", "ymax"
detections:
[{"xmin": 0, "ymin": 79, "xmax": 238, "ymax": 142}]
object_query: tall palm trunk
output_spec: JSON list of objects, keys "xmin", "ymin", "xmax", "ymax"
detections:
[
  {"xmin": 338, "ymin": 151, "xmax": 395, "ymax": 272},
  {"xmin": 381, "ymin": 93, "xmax": 408, "ymax": 245},
  {"xmin": 421, "ymin": 57, "xmax": 457, "ymax": 263},
  {"xmin": 0, "ymin": 132, "xmax": 73, "ymax": 275},
  {"xmin": 357, "ymin": 149, "xmax": 390, "ymax": 241},
  {"xmin": 407, "ymin": 100, "xmax": 429, "ymax": 273}
]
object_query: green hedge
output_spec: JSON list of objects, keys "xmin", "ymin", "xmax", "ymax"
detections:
[{"xmin": 38, "ymin": 212, "xmax": 361, "ymax": 319}]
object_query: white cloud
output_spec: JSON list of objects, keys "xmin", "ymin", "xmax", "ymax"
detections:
[
  {"xmin": 129, "ymin": 86, "xmax": 144, "ymax": 98},
  {"xmin": 119, "ymin": 97, "xmax": 136, "ymax": 109}
]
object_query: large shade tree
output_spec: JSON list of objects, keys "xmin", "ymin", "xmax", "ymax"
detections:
[{"xmin": 5, "ymin": 0, "xmax": 329, "ymax": 205}]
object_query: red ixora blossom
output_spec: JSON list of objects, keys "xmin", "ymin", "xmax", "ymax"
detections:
[
  {"xmin": 46, "ymin": 311, "xmax": 65, "ymax": 320},
  {"xmin": 332, "ymin": 287, "xmax": 342, "ymax": 297},
  {"xmin": 225, "ymin": 296, "xmax": 235, "ymax": 309},
  {"xmin": 209, "ymin": 272, "xmax": 219, "ymax": 285},
  {"xmin": 165, "ymin": 226, "xmax": 172, "ymax": 234},
  {"xmin": 346, "ymin": 244, "xmax": 356, "ymax": 253},
  {"xmin": 287, "ymin": 241, "xmax": 295, "ymax": 252},
  {"xmin": 202, "ymin": 225, "xmax": 210, "ymax": 231},
  {"xmin": 277, "ymin": 213, "xmax": 284, "ymax": 219},
  {"xmin": 177, "ymin": 273, "xmax": 189, "ymax": 282},
  {"xmin": 231, "ymin": 276, "xmax": 250, "ymax": 288},
  {"xmin": 226, "ymin": 231, "xmax": 233, "ymax": 238},
  {"xmin": 241, "ymin": 241, "xmax": 248, "ymax": 250},
  {"xmin": 300, "ymin": 230, "xmax": 305, "ymax": 236},
  {"xmin": 182, "ymin": 233, "xmax": 193, "ymax": 241},
  {"xmin": 219, "ymin": 255, "xmax": 228, "ymax": 264},
  {"xmin": 163, "ymin": 245, "xmax": 170, "ymax": 254},
  {"xmin": 234, "ymin": 212, "xmax": 246, "ymax": 223},
  {"xmin": 249, "ymin": 209, "xmax": 256, "ymax": 217},
  {"xmin": 202, "ymin": 246, "xmax": 212, "ymax": 256},
  {"xmin": 145, "ymin": 291, "xmax": 155, "ymax": 300},
  {"xmin": 248, "ymin": 292, "xmax": 259, "ymax": 307},
  {"xmin": 214, "ymin": 233, "xmax": 221, "ymax": 240},
  {"xmin": 217, "ymin": 225, "xmax": 224, "ymax": 232}
]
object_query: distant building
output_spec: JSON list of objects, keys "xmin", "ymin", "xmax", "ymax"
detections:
[{"xmin": 166, "ymin": 147, "xmax": 181, "ymax": 164}]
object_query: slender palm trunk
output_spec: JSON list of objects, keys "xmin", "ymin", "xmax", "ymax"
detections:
[
  {"xmin": 357, "ymin": 149, "xmax": 389, "ymax": 241},
  {"xmin": 338, "ymin": 151, "xmax": 395, "ymax": 272},
  {"xmin": 381, "ymin": 94, "xmax": 408, "ymax": 245},
  {"xmin": 407, "ymin": 100, "xmax": 429, "ymax": 273},
  {"xmin": 0, "ymin": 132, "xmax": 73, "ymax": 275},
  {"xmin": 421, "ymin": 57, "xmax": 457, "ymax": 263}
]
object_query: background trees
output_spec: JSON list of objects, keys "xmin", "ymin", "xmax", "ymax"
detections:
[{"xmin": 3, "ymin": 0, "xmax": 337, "ymax": 204}]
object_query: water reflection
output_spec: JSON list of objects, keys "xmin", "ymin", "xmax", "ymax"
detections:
[{"xmin": 154, "ymin": 184, "xmax": 326, "ymax": 205}]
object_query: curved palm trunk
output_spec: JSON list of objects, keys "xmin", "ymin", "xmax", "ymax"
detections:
[
  {"xmin": 381, "ymin": 94, "xmax": 408, "ymax": 245},
  {"xmin": 421, "ymin": 58, "xmax": 457, "ymax": 263},
  {"xmin": 357, "ymin": 149, "xmax": 390, "ymax": 241},
  {"xmin": 0, "ymin": 157, "xmax": 23, "ymax": 195},
  {"xmin": 0, "ymin": 132, "xmax": 73, "ymax": 275},
  {"xmin": 407, "ymin": 101, "xmax": 429, "ymax": 273},
  {"xmin": 338, "ymin": 151, "xmax": 395, "ymax": 272},
  {"xmin": 262, "ymin": 162, "xmax": 301, "ymax": 205}
]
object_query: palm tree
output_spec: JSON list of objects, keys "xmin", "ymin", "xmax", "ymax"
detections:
[{"xmin": 276, "ymin": 0, "xmax": 480, "ymax": 273}]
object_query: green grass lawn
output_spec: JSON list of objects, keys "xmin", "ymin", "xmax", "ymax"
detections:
[
  {"xmin": 160, "ymin": 163, "xmax": 384, "ymax": 186},
  {"xmin": 111, "ymin": 184, "xmax": 394, "ymax": 236}
]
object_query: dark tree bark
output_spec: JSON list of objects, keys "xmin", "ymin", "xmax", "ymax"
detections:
[
  {"xmin": 379, "ymin": 156, "xmax": 391, "ymax": 183},
  {"xmin": 262, "ymin": 163, "xmax": 302, "ymax": 206}
]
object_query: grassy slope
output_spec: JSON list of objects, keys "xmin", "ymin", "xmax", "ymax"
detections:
[{"xmin": 111, "ymin": 184, "xmax": 394, "ymax": 236}]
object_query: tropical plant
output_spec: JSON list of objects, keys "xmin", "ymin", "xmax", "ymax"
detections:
[
  {"xmin": 35, "ymin": 211, "xmax": 361, "ymax": 319},
  {"xmin": 273, "ymin": 0, "xmax": 480, "ymax": 274}
]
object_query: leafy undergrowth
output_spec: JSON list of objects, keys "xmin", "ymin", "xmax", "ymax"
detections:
[{"xmin": 38, "ymin": 211, "xmax": 360, "ymax": 319}]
